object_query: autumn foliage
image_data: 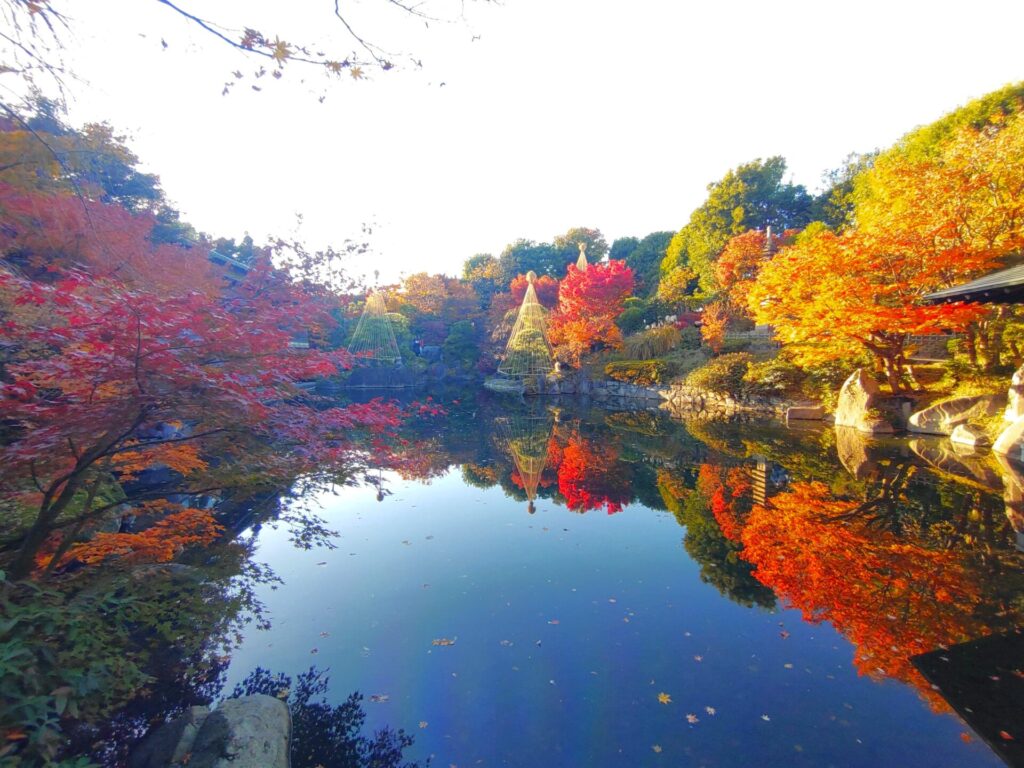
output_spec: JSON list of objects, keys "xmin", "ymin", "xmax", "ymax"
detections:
[
  {"xmin": 548, "ymin": 260, "xmax": 633, "ymax": 366},
  {"xmin": 739, "ymin": 481, "xmax": 991, "ymax": 710}
]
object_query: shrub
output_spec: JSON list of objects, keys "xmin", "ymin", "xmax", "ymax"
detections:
[
  {"xmin": 684, "ymin": 352, "xmax": 754, "ymax": 397},
  {"xmin": 605, "ymin": 359, "xmax": 675, "ymax": 387},
  {"xmin": 616, "ymin": 297, "xmax": 667, "ymax": 335},
  {"xmin": 678, "ymin": 326, "xmax": 701, "ymax": 350},
  {"xmin": 743, "ymin": 355, "xmax": 807, "ymax": 397},
  {"xmin": 623, "ymin": 326, "xmax": 682, "ymax": 359}
]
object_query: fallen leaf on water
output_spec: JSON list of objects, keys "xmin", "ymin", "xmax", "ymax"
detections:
[
  {"xmin": 651, "ymin": 745, "xmax": 662, "ymax": 753},
  {"xmin": 780, "ymin": 630, "xmax": 790, "ymax": 639},
  {"xmin": 369, "ymin": 694, "xmax": 389, "ymax": 703},
  {"xmin": 1000, "ymin": 731, "xmax": 1014, "ymax": 741},
  {"xmin": 657, "ymin": 692, "xmax": 672, "ymax": 704},
  {"xmin": 686, "ymin": 714, "xmax": 699, "ymax": 724},
  {"xmin": 705, "ymin": 706, "xmax": 716, "ymax": 716},
  {"xmin": 693, "ymin": 655, "xmax": 703, "ymax": 662},
  {"xmin": 548, "ymin": 619, "xmax": 560, "ymax": 625},
  {"xmin": 499, "ymin": 640, "xmax": 513, "ymax": 647},
  {"xmin": 960, "ymin": 733, "xmax": 972, "ymax": 743},
  {"xmin": 432, "ymin": 638, "xmax": 457, "ymax": 647},
  {"xmin": 310, "ymin": 648, "xmax": 319, "ymax": 654},
  {"xmin": 784, "ymin": 663, "xmax": 794, "ymax": 669},
  {"xmin": 419, "ymin": 721, "xmax": 428, "ymax": 729},
  {"xmin": 761, "ymin": 714, "xmax": 771, "ymax": 721},
  {"xmin": 319, "ymin": 631, "xmax": 330, "ymax": 638},
  {"xmin": 608, "ymin": 598, "xmax": 617, "ymax": 604}
]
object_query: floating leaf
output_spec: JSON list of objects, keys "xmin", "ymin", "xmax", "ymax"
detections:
[
  {"xmin": 657, "ymin": 692, "xmax": 671, "ymax": 705},
  {"xmin": 686, "ymin": 713, "xmax": 699, "ymax": 724}
]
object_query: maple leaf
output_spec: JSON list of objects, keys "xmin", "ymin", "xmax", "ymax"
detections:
[
  {"xmin": 686, "ymin": 713, "xmax": 699, "ymax": 724},
  {"xmin": 271, "ymin": 37, "xmax": 291, "ymax": 65},
  {"xmin": 657, "ymin": 692, "xmax": 671, "ymax": 704}
]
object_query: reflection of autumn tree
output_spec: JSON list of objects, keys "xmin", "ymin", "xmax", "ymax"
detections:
[
  {"xmin": 702, "ymin": 463, "xmax": 753, "ymax": 543},
  {"xmin": 740, "ymin": 481, "xmax": 1023, "ymax": 710},
  {"xmin": 556, "ymin": 432, "xmax": 633, "ymax": 514},
  {"xmin": 658, "ymin": 466, "xmax": 775, "ymax": 609}
]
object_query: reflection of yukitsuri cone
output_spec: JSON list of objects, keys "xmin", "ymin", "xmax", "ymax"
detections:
[
  {"xmin": 348, "ymin": 291, "xmax": 401, "ymax": 364},
  {"xmin": 498, "ymin": 271, "xmax": 553, "ymax": 378},
  {"xmin": 495, "ymin": 414, "xmax": 553, "ymax": 514}
]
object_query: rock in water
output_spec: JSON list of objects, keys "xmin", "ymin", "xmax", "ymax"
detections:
[
  {"xmin": 188, "ymin": 695, "xmax": 290, "ymax": 768},
  {"xmin": 833, "ymin": 369, "xmax": 895, "ymax": 434}
]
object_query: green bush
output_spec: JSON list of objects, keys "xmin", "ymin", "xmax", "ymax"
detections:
[
  {"xmin": 442, "ymin": 320, "xmax": 480, "ymax": 370},
  {"xmin": 743, "ymin": 355, "xmax": 807, "ymax": 396},
  {"xmin": 622, "ymin": 326, "xmax": 681, "ymax": 359},
  {"xmin": 605, "ymin": 359, "xmax": 676, "ymax": 387},
  {"xmin": 616, "ymin": 297, "xmax": 667, "ymax": 335},
  {"xmin": 684, "ymin": 352, "xmax": 754, "ymax": 397}
]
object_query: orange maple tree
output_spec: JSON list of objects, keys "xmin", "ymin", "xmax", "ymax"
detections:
[{"xmin": 748, "ymin": 228, "xmax": 987, "ymax": 391}]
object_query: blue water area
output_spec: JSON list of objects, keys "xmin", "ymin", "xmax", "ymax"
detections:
[{"xmin": 217, "ymin": 400, "xmax": 1021, "ymax": 768}]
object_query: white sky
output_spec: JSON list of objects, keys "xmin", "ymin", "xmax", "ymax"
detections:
[{"xmin": 38, "ymin": 0, "xmax": 1024, "ymax": 283}]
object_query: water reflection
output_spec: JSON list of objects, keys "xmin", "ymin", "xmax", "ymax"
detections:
[
  {"xmin": 71, "ymin": 392, "xmax": 1024, "ymax": 766},
  {"xmin": 373, "ymin": 396, "xmax": 1023, "ymax": 723}
]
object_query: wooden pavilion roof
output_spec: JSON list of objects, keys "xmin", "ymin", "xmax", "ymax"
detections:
[{"xmin": 925, "ymin": 264, "xmax": 1024, "ymax": 304}]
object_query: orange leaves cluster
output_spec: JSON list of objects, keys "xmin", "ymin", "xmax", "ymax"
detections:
[
  {"xmin": 39, "ymin": 503, "xmax": 222, "ymax": 572},
  {"xmin": 113, "ymin": 442, "xmax": 208, "ymax": 481},
  {"xmin": 739, "ymin": 481, "xmax": 987, "ymax": 710}
]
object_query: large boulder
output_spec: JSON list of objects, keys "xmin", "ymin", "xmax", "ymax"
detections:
[
  {"xmin": 833, "ymin": 369, "xmax": 895, "ymax": 434},
  {"xmin": 189, "ymin": 695, "xmax": 290, "ymax": 768},
  {"xmin": 1005, "ymin": 363, "xmax": 1024, "ymax": 422},
  {"xmin": 132, "ymin": 695, "xmax": 291, "ymax": 768},
  {"xmin": 993, "ymin": 415, "xmax": 1024, "ymax": 463},
  {"xmin": 908, "ymin": 394, "xmax": 1004, "ymax": 435}
]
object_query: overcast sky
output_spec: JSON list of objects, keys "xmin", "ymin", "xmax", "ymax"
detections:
[{"xmin": 45, "ymin": 0, "xmax": 1024, "ymax": 283}]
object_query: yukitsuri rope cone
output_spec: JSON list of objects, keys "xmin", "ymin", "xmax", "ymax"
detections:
[
  {"xmin": 497, "ymin": 271, "xmax": 554, "ymax": 379},
  {"xmin": 495, "ymin": 412, "xmax": 552, "ymax": 514},
  {"xmin": 347, "ymin": 291, "xmax": 402, "ymax": 364}
]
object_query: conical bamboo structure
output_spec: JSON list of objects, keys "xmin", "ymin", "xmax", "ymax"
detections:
[
  {"xmin": 347, "ymin": 291, "xmax": 401, "ymax": 364},
  {"xmin": 497, "ymin": 272, "xmax": 553, "ymax": 378}
]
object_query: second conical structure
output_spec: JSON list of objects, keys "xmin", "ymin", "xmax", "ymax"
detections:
[{"xmin": 497, "ymin": 271, "xmax": 554, "ymax": 378}]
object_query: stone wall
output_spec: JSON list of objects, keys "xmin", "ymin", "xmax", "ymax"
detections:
[{"xmin": 537, "ymin": 372, "xmax": 794, "ymax": 419}]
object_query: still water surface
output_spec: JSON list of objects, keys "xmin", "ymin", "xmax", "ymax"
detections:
[{"xmin": 220, "ymin": 395, "xmax": 1023, "ymax": 767}]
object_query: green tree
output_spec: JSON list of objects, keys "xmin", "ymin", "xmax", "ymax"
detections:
[
  {"xmin": 609, "ymin": 236, "xmax": 639, "ymax": 262},
  {"xmin": 496, "ymin": 239, "xmax": 562, "ymax": 283},
  {"xmin": 552, "ymin": 226, "xmax": 608, "ymax": 265},
  {"xmin": 661, "ymin": 157, "xmax": 813, "ymax": 298},
  {"xmin": 623, "ymin": 231, "xmax": 673, "ymax": 297}
]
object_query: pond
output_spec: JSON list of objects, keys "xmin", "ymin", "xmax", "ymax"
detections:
[{"xmin": 94, "ymin": 393, "xmax": 1024, "ymax": 766}]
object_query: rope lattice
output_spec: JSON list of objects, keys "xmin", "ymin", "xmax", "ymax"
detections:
[
  {"xmin": 497, "ymin": 272, "xmax": 553, "ymax": 378},
  {"xmin": 348, "ymin": 292, "xmax": 401, "ymax": 364},
  {"xmin": 495, "ymin": 413, "xmax": 553, "ymax": 512}
]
